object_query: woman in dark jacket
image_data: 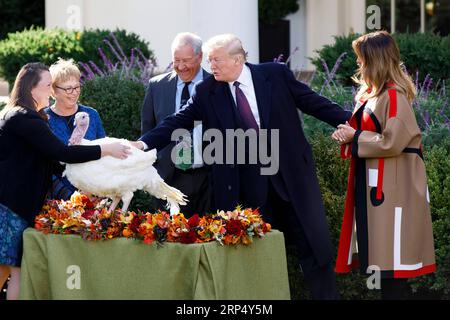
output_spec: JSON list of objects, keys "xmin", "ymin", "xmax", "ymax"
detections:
[{"xmin": 0, "ymin": 62, "xmax": 130, "ymax": 299}]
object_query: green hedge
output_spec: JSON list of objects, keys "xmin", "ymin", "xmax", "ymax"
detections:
[
  {"xmin": 79, "ymin": 73, "xmax": 144, "ymax": 140},
  {"xmin": 311, "ymin": 33, "xmax": 450, "ymax": 86},
  {"xmin": 0, "ymin": 27, "xmax": 153, "ymax": 86}
]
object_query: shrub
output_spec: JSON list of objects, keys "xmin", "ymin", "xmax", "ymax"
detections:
[
  {"xmin": 79, "ymin": 72, "xmax": 144, "ymax": 140},
  {"xmin": 311, "ymin": 33, "xmax": 450, "ymax": 85},
  {"xmin": 0, "ymin": 27, "xmax": 153, "ymax": 86},
  {"xmin": 413, "ymin": 77, "xmax": 450, "ymax": 150},
  {"xmin": 409, "ymin": 145, "xmax": 450, "ymax": 299}
]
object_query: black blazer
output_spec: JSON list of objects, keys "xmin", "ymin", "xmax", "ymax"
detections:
[
  {"xmin": 140, "ymin": 63, "xmax": 351, "ymax": 265},
  {"xmin": 0, "ymin": 107, "xmax": 101, "ymax": 224}
]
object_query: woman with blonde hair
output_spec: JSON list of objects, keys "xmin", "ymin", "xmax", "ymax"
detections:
[
  {"xmin": 332, "ymin": 31, "xmax": 435, "ymax": 299},
  {"xmin": 45, "ymin": 58, "xmax": 106, "ymax": 200}
]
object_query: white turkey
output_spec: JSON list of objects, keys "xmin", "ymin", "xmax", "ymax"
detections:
[{"xmin": 63, "ymin": 112, "xmax": 188, "ymax": 215}]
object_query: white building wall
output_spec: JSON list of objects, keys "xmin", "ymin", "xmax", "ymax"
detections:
[
  {"xmin": 285, "ymin": 0, "xmax": 307, "ymax": 71},
  {"xmin": 46, "ymin": 0, "xmax": 366, "ymax": 72},
  {"xmin": 303, "ymin": 0, "xmax": 366, "ymax": 69},
  {"xmin": 45, "ymin": 0, "xmax": 259, "ymax": 72}
]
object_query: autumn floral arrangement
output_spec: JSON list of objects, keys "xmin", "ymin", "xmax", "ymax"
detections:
[{"xmin": 34, "ymin": 192, "xmax": 272, "ymax": 246}]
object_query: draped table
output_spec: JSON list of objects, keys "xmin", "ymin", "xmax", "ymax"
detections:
[{"xmin": 19, "ymin": 228, "xmax": 290, "ymax": 300}]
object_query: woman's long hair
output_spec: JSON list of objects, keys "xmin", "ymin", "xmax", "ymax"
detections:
[
  {"xmin": 1, "ymin": 62, "xmax": 49, "ymax": 119},
  {"xmin": 352, "ymin": 31, "xmax": 416, "ymax": 102}
]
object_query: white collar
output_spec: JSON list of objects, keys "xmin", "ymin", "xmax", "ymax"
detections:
[
  {"xmin": 177, "ymin": 68, "xmax": 203, "ymax": 86},
  {"xmin": 228, "ymin": 64, "xmax": 252, "ymax": 88}
]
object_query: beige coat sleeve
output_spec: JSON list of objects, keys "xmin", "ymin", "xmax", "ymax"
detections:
[{"xmin": 353, "ymin": 92, "xmax": 421, "ymax": 159}]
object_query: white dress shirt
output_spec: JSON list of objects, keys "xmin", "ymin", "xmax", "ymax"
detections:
[{"xmin": 228, "ymin": 64, "xmax": 261, "ymax": 128}]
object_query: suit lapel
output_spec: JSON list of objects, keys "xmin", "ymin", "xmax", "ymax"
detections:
[
  {"xmin": 211, "ymin": 81, "xmax": 237, "ymax": 130},
  {"xmin": 165, "ymin": 71, "xmax": 178, "ymax": 116},
  {"xmin": 246, "ymin": 63, "xmax": 271, "ymax": 129}
]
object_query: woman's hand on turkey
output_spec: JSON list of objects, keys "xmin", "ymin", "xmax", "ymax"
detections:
[{"xmin": 101, "ymin": 142, "xmax": 131, "ymax": 159}]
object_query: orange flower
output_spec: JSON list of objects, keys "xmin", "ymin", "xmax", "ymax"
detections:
[{"xmin": 122, "ymin": 228, "xmax": 133, "ymax": 238}]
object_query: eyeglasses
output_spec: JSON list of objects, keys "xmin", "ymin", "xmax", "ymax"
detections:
[{"xmin": 55, "ymin": 85, "xmax": 82, "ymax": 94}]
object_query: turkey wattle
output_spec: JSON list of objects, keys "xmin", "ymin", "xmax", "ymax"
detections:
[{"xmin": 63, "ymin": 112, "xmax": 188, "ymax": 215}]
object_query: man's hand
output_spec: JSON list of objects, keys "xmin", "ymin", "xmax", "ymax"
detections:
[
  {"xmin": 130, "ymin": 141, "xmax": 145, "ymax": 150},
  {"xmin": 331, "ymin": 122, "xmax": 356, "ymax": 145}
]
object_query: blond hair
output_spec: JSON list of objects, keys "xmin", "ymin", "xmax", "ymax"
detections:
[
  {"xmin": 49, "ymin": 58, "xmax": 81, "ymax": 87},
  {"xmin": 203, "ymin": 34, "xmax": 247, "ymax": 61},
  {"xmin": 352, "ymin": 31, "xmax": 416, "ymax": 102}
]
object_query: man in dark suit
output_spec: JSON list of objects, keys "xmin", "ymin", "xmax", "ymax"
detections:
[
  {"xmin": 141, "ymin": 32, "xmax": 211, "ymax": 216},
  {"xmin": 136, "ymin": 34, "xmax": 351, "ymax": 299}
]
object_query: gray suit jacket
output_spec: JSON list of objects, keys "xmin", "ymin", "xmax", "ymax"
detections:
[{"xmin": 140, "ymin": 69, "xmax": 210, "ymax": 181}]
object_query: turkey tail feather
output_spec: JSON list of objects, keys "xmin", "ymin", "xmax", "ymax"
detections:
[{"xmin": 145, "ymin": 182, "xmax": 188, "ymax": 216}]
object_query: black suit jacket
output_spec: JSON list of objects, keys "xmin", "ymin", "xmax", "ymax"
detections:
[
  {"xmin": 140, "ymin": 63, "xmax": 351, "ymax": 265},
  {"xmin": 0, "ymin": 107, "xmax": 101, "ymax": 224},
  {"xmin": 141, "ymin": 69, "xmax": 210, "ymax": 181}
]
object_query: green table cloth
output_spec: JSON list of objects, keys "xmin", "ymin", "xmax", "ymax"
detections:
[{"xmin": 20, "ymin": 228, "xmax": 291, "ymax": 300}]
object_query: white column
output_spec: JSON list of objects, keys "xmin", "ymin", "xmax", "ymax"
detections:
[
  {"xmin": 189, "ymin": 0, "xmax": 259, "ymax": 65},
  {"xmin": 285, "ymin": 0, "xmax": 307, "ymax": 71},
  {"xmin": 420, "ymin": 0, "xmax": 425, "ymax": 33},
  {"xmin": 391, "ymin": 0, "xmax": 396, "ymax": 33},
  {"xmin": 305, "ymin": 0, "xmax": 340, "ymax": 69},
  {"xmin": 46, "ymin": 0, "xmax": 84, "ymax": 30}
]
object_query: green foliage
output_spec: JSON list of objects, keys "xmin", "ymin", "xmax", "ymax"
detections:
[
  {"xmin": 259, "ymin": 0, "xmax": 299, "ymax": 25},
  {"xmin": 422, "ymin": 124, "xmax": 450, "ymax": 151},
  {"xmin": 0, "ymin": 27, "xmax": 152, "ymax": 86},
  {"xmin": 79, "ymin": 72, "xmax": 144, "ymax": 141},
  {"xmin": 311, "ymin": 33, "xmax": 450, "ymax": 86},
  {"xmin": 395, "ymin": 33, "xmax": 450, "ymax": 82},
  {"xmin": 311, "ymin": 33, "xmax": 359, "ymax": 86},
  {"xmin": 409, "ymin": 145, "xmax": 450, "ymax": 298},
  {"xmin": 0, "ymin": 0, "xmax": 44, "ymax": 40},
  {"xmin": 78, "ymin": 28, "xmax": 152, "ymax": 69}
]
